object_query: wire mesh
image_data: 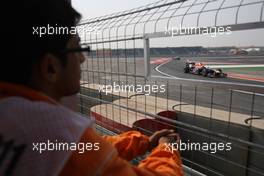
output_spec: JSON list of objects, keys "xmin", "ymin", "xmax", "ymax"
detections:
[{"xmin": 77, "ymin": 0, "xmax": 264, "ymax": 175}]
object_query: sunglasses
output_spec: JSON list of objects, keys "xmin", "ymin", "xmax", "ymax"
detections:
[{"xmin": 60, "ymin": 45, "xmax": 91, "ymax": 54}]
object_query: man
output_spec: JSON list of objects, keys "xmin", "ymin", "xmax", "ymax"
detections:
[{"xmin": 0, "ymin": 0, "xmax": 183, "ymax": 175}]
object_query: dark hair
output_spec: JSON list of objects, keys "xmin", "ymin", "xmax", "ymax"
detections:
[{"xmin": 1, "ymin": 0, "xmax": 81, "ymax": 84}]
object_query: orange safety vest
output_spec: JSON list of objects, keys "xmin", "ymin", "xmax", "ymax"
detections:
[{"xmin": 0, "ymin": 82, "xmax": 183, "ymax": 176}]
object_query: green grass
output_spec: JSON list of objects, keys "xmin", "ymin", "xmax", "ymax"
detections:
[{"xmin": 223, "ymin": 67, "xmax": 264, "ymax": 73}]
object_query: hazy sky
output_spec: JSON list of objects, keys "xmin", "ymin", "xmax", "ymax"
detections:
[
  {"xmin": 72, "ymin": 0, "xmax": 157, "ymax": 19},
  {"xmin": 72, "ymin": 0, "xmax": 264, "ymax": 47}
]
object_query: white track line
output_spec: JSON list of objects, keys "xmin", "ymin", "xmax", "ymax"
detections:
[
  {"xmin": 154, "ymin": 60, "xmax": 175, "ymax": 77},
  {"xmin": 232, "ymin": 90, "xmax": 264, "ymax": 97}
]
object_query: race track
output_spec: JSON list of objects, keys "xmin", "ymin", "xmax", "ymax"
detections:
[{"xmin": 151, "ymin": 56, "xmax": 264, "ymax": 86}]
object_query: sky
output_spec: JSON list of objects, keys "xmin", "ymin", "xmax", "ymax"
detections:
[
  {"xmin": 72, "ymin": 0, "xmax": 158, "ymax": 19},
  {"xmin": 72, "ymin": 0, "xmax": 264, "ymax": 47}
]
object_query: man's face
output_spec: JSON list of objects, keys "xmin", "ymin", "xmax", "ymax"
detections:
[{"xmin": 57, "ymin": 35, "xmax": 86, "ymax": 97}]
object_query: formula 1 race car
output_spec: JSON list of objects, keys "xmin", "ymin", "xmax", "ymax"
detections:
[
  {"xmin": 172, "ymin": 57, "xmax": 181, "ymax": 60},
  {"xmin": 184, "ymin": 61, "xmax": 227, "ymax": 78},
  {"xmin": 201, "ymin": 67, "xmax": 227, "ymax": 78},
  {"xmin": 184, "ymin": 61, "xmax": 205, "ymax": 75}
]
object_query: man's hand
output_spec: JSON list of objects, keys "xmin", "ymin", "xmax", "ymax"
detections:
[
  {"xmin": 159, "ymin": 133, "xmax": 180, "ymax": 144},
  {"xmin": 149, "ymin": 129, "xmax": 179, "ymax": 151}
]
